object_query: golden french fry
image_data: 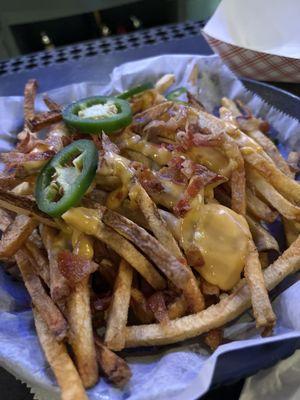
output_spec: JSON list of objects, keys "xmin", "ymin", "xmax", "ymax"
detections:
[
  {"xmin": 102, "ymin": 207, "xmax": 204, "ymax": 313},
  {"xmin": 283, "ymin": 218, "xmax": 300, "ymax": 247},
  {"xmin": 244, "ymin": 239, "xmax": 276, "ymax": 335},
  {"xmin": 155, "ymin": 74, "xmax": 175, "ymax": 93},
  {"xmin": 105, "ymin": 259, "xmax": 133, "ymax": 351},
  {"xmin": 246, "ymin": 187, "xmax": 278, "ymax": 223},
  {"xmin": 0, "ymin": 214, "xmax": 38, "ymax": 258},
  {"xmin": 15, "ymin": 248, "xmax": 67, "ymax": 340},
  {"xmin": 130, "ymin": 288, "xmax": 154, "ymax": 324},
  {"xmin": 0, "ymin": 208, "xmax": 13, "ymax": 232},
  {"xmin": 33, "ymin": 308, "xmax": 88, "ymax": 400},
  {"xmin": 130, "ymin": 182, "xmax": 183, "ymax": 260},
  {"xmin": 94, "ymin": 336, "xmax": 131, "ymax": 388},
  {"xmin": 24, "ymin": 79, "xmax": 37, "ymax": 121},
  {"xmin": 62, "ymin": 208, "xmax": 166, "ymax": 290},
  {"xmin": 125, "ymin": 236, "xmax": 300, "ymax": 347},
  {"xmin": 247, "ymin": 169, "xmax": 300, "ymax": 220},
  {"xmin": 0, "ymin": 189, "xmax": 56, "ymax": 227},
  {"xmin": 40, "ymin": 226, "xmax": 70, "ymax": 303},
  {"xmin": 68, "ymin": 230, "xmax": 98, "ymax": 388},
  {"xmin": 25, "ymin": 238, "xmax": 50, "ymax": 286},
  {"xmin": 246, "ymin": 215, "xmax": 279, "ymax": 253}
]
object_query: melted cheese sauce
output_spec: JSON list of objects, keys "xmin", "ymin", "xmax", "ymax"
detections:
[
  {"xmin": 63, "ymin": 207, "xmax": 100, "ymax": 237},
  {"xmin": 181, "ymin": 203, "xmax": 250, "ymax": 290},
  {"xmin": 72, "ymin": 229, "xmax": 94, "ymax": 259}
]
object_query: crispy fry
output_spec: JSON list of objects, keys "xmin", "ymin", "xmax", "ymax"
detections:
[
  {"xmin": 247, "ymin": 169, "xmax": 300, "ymax": 220},
  {"xmin": 130, "ymin": 182, "xmax": 183, "ymax": 260},
  {"xmin": 33, "ymin": 308, "xmax": 88, "ymax": 400},
  {"xmin": 246, "ymin": 187, "xmax": 278, "ymax": 223},
  {"xmin": 43, "ymin": 95, "xmax": 62, "ymax": 111},
  {"xmin": 15, "ymin": 249, "xmax": 67, "ymax": 340},
  {"xmin": 0, "ymin": 214, "xmax": 38, "ymax": 258},
  {"xmin": 62, "ymin": 208, "xmax": 166, "ymax": 290},
  {"xmin": 167, "ymin": 295, "xmax": 188, "ymax": 320},
  {"xmin": 24, "ymin": 79, "xmax": 37, "ymax": 120},
  {"xmin": 130, "ymin": 288, "xmax": 154, "ymax": 323},
  {"xmin": 244, "ymin": 239, "xmax": 276, "ymax": 335},
  {"xmin": 26, "ymin": 110, "xmax": 62, "ymax": 132},
  {"xmin": 66, "ymin": 233, "xmax": 98, "ymax": 388},
  {"xmin": 24, "ymin": 240, "xmax": 50, "ymax": 286},
  {"xmin": 105, "ymin": 259, "xmax": 133, "ymax": 350},
  {"xmin": 125, "ymin": 236, "xmax": 300, "ymax": 347},
  {"xmin": 0, "ymin": 189, "xmax": 56, "ymax": 227},
  {"xmin": 94, "ymin": 336, "xmax": 131, "ymax": 388},
  {"xmin": 246, "ymin": 215, "xmax": 279, "ymax": 253},
  {"xmin": 155, "ymin": 74, "xmax": 175, "ymax": 93},
  {"xmin": 259, "ymin": 252, "xmax": 269, "ymax": 269},
  {"xmin": 0, "ymin": 208, "xmax": 13, "ymax": 232},
  {"xmin": 283, "ymin": 218, "xmax": 300, "ymax": 247},
  {"xmin": 40, "ymin": 226, "xmax": 70, "ymax": 302},
  {"xmin": 102, "ymin": 208, "xmax": 204, "ymax": 313}
]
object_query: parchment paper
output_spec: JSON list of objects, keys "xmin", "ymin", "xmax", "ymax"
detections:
[{"xmin": 0, "ymin": 55, "xmax": 300, "ymax": 400}]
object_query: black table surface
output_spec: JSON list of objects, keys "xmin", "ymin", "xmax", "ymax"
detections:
[{"xmin": 0, "ymin": 25, "xmax": 299, "ymax": 400}]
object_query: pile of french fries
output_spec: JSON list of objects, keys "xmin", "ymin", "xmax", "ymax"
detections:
[{"xmin": 0, "ymin": 70, "xmax": 300, "ymax": 400}]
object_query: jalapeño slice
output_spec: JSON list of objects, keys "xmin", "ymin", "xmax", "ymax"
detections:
[{"xmin": 35, "ymin": 140, "xmax": 98, "ymax": 217}]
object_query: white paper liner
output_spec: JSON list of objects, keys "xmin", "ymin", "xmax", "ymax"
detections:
[{"xmin": 0, "ymin": 55, "xmax": 299, "ymax": 400}]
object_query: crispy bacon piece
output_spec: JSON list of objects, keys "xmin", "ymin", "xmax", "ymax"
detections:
[
  {"xmin": 57, "ymin": 250, "xmax": 98, "ymax": 287},
  {"xmin": 136, "ymin": 165, "xmax": 164, "ymax": 193},
  {"xmin": 147, "ymin": 291, "xmax": 169, "ymax": 324},
  {"xmin": 204, "ymin": 328, "xmax": 223, "ymax": 350},
  {"xmin": 173, "ymin": 160, "xmax": 224, "ymax": 217},
  {"xmin": 132, "ymin": 101, "xmax": 173, "ymax": 133},
  {"xmin": 24, "ymin": 79, "xmax": 38, "ymax": 120},
  {"xmin": 26, "ymin": 110, "xmax": 62, "ymax": 132}
]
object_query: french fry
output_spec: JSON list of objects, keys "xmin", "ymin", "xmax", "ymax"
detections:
[
  {"xmin": 130, "ymin": 288, "xmax": 154, "ymax": 323},
  {"xmin": 24, "ymin": 79, "xmax": 37, "ymax": 120},
  {"xmin": 283, "ymin": 218, "xmax": 300, "ymax": 247},
  {"xmin": 26, "ymin": 110, "xmax": 62, "ymax": 132},
  {"xmin": 246, "ymin": 215, "xmax": 279, "ymax": 253},
  {"xmin": 94, "ymin": 336, "xmax": 131, "ymax": 388},
  {"xmin": 247, "ymin": 169, "xmax": 300, "ymax": 220},
  {"xmin": 40, "ymin": 226, "xmax": 70, "ymax": 303},
  {"xmin": 244, "ymin": 239, "xmax": 276, "ymax": 335},
  {"xmin": 0, "ymin": 208, "xmax": 13, "ymax": 232},
  {"xmin": 0, "ymin": 189, "xmax": 56, "ymax": 227},
  {"xmin": 62, "ymin": 208, "xmax": 166, "ymax": 290},
  {"xmin": 125, "ymin": 236, "xmax": 300, "ymax": 347},
  {"xmin": 25, "ymin": 238, "xmax": 50, "ymax": 286},
  {"xmin": 130, "ymin": 182, "xmax": 184, "ymax": 260},
  {"xmin": 167, "ymin": 295, "xmax": 188, "ymax": 320},
  {"xmin": 33, "ymin": 308, "xmax": 88, "ymax": 400},
  {"xmin": 102, "ymin": 208, "xmax": 205, "ymax": 313},
  {"xmin": 43, "ymin": 95, "xmax": 61, "ymax": 111},
  {"xmin": 15, "ymin": 249, "xmax": 67, "ymax": 340},
  {"xmin": 0, "ymin": 214, "xmax": 38, "ymax": 258},
  {"xmin": 64, "ymin": 232, "xmax": 99, "ymax": 388},
  {"xmin": 155, "ymin": 74, "xmax": 175, "ymax": 93},
  {"xmin": 259, "ymin": 252, "xmax": 269, "ymax": 269},
  {"xmin": 105, "ymin": 259, "xmax": 133, "ymax": 350},
  {"xmin": 246, "ymin": 187, "xmax": 278, "ymax": 223}
]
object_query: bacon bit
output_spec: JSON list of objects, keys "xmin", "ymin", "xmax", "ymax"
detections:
[
  {"xmin": 136, "ymin": 166, "xmax": 164, "ymax": 193},
  {"xmin": 259, "ymin": 121, "xmax": 270, "ymax": 134},
  {"xmin": 93, "ymin": 292, "xmax": 112, "ymax": 311},
  {"xmin": 57, "ymin": 250, "xmax": 98, "ymax": 286},
  {"xmin": 185, "ymin": 244, "xmax": 205, "ymax": 268},
  {"xmin": 173, "ymin": 164, "xmax": 224, "ymax": 217},
  {"xmin": 147, "ymin": 291, "xmax": 169, "ymax": 324},
  {"xmin": 204, "ymin": 328, "xmax": 223, "ymax": 351},
  {"xmin": 26, "ymin": 110, "xmax": 62, "ymax": 132}
]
